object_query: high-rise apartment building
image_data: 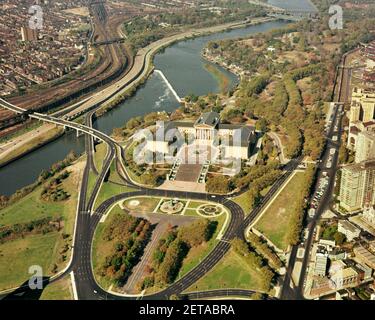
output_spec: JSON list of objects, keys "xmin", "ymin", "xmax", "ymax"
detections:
[
  {"xmin": 355, "ymin": 131, "xmax": 375, "ymax": 163},
  {"xmin": 340, "ymin": 159, "xmax": 375, "ymax": 212}
]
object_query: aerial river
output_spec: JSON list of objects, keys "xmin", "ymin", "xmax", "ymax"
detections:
[{"xmin": 0, "ymin": 0, "xmax": 317, "ymax": 196}]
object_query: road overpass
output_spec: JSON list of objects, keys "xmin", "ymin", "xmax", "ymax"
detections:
[{"xmin": 0, "ymin": 98, "xmax": 115, "ymax": 145}]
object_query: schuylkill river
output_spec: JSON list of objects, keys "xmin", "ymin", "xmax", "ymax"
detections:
[{"xmin": 0, "ymin": 0, "xmax": 317, "ymax": 196}]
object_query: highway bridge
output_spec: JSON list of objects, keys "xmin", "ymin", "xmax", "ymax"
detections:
[{"xmin": 0, "ymin": 98, "xmax": 115, "ymax": 145}]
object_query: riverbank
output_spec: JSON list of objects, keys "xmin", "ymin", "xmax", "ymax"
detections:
[
  {"xmin": 203, "ymin": 63, "xmax": 231, "ymax": 94},
  {"xmin": 202, "ymin": 50, "xmax": 246, "ymax": 80},
  {"xmin": 0, "ymin": 126, "xmax": 65, "ymax": 168}
]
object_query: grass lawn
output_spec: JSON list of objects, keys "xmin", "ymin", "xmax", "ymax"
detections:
[
  {"xmin": 255, "ymin": 172, "xmax": 305, "ymax": 251},
  {"xmin": 0, "ymin": 233, "xmax": 59, "ymax": 290},
  {"xmin": 87, "ymin": 171, "xmax": 97, "ymax": 200},
  {"xmin": 93, "ymin": 181, "xmax": 136, "ymax": 211},
  {"xmin": 184, "ymin": 208, "xmax": 201, "ymax": 217},
  {"xmin": 122, "ymin": 196, "xmax": 161, "ymax": 213},
  {"xmin": 0, "ymin": 159, "xmax": 83, "ymax": 291},
  {"xmin": 233, "ymin": 190, "xmax": 254, "ymax": 215},
  {"xmin": 186, "ymin": 201, "xmax": 205, "ymax": 209},
  {"xmin": 186, "ymin": 249, "xmax": 264, "ymax": 293},
  {"xmin": 94, "ymin": 142, "xmax": 108, "ymax": 173},
  {"xmin": 108, "ymin": 161, "xmax": 125, "ymax": 185},
  {"xmin": 40, "ymin": 275, "xmax": 73, "ymax": 300}
]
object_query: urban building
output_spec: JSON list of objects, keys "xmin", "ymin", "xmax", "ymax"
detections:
[
  {"xmin": 355, "ymin": 131, "xmax": 375, "ymax": 163},
  {"xmin": 338, "ymin": 220, "xmax": 361, "ymax": 241},
  {"xmin": 354, "ymin": 245, "xmax": 375, "ymax": 269},
  {"xmin": 330, "ymin": 267, "xmax": 359, "ymax": 289},
  {"xmin": 347, "ymin": 87, "xmax": 375, "ymax": 150},
  {"xmin": 363, "ymin": 206, "xmax": 375, "ymax": 225},
  {"xmin": 339, "ymin": 159, "xmax": 375, "ymax": 212},
  {"xmin": 314, "ymin": 254, "xmax": 328, "ymax": 277},
  {"xmin": 351, "ymin": 87, "xmax": 375, "ymax": 123},
  {"xmin": 354, "ymin": 263, "xmax": 373, "ymax": 281},
  {"xmin": 328, "ymin": 249, "xmax": 347, "ymax": 261}
]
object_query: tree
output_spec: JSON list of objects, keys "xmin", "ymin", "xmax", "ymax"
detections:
[
  {"xmin": 126, "ymin": 117, "xmax": 142, "ymax": 130},
  {"xmin": 256, "ymin": 118, "xmax": 268, "ymax": 132},
  {"xmin": 206, "ymin": 176, "xmax": 231, "ymax": 194},
  {"xmin": 334, "ymin": 232, "xmax": 346, "ymax": 245}
]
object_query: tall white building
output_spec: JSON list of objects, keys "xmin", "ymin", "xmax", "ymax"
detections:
[
  {"xmin": 355, "ymin": 131, "xmax": 375, "ymax": 163},
  {"xmin": 339, "ymin": 159, "xmax": 375, "ymax": 212}
]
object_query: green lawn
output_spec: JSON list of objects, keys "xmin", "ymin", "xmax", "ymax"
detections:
[
  {"xmin": 87, "ymin": 171, "xmax": 97, "ymax": 201},
  {"xmin": 0, "ymin": 233, "xmax": 59, "ymax": 290},
  {"xmin": 0, "ymin": 191, "xmax": 63, "ymax": 227},
  {"xmin": 186, "ymin": 250, "xmax": 264, "ymax": 293},
  {"xmin": 122, "ymin": 196, "xmax": 161, "ymax": 214},
  {"xmin": 233, "ymin": 190, "xmax": 254, "ymax": 215},
  {"xmin": 94, "ymin": 181, "xmax": 136, "ymax": 211},
  {"xmin": 94, "ymin": 142, "xmax": 108, "ymax": 173},
  {"xmin": 0, "ymin": 161, "xmax": 81, "ymax": 291},
  {"xmin": 186, "ymin": 201, "xmax": 205, "ymax": 209},
  {"xmin": 255, "ymin": 172, "xmax": 305, "ymax": 251},
  {"xmin": 184, "ymin": 208, "xmax": 201, "ymax": 217},
  {"xmin": 108, "ymin": 161, "xmax": 125, "ymax": 185},
  {"xmin": 40, "ymin": 275, "xmax": 73, "ymax": 300}
]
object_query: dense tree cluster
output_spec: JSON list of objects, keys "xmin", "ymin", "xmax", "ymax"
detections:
[
  {"xmin": 0, "ymin": 216, "xmax": 62, "ymax": 244},
  {"xmin": 140, "ymin": 219, "xmax": 217, "ymax": 289},
  {"xmin": 247, "ymin": 232, "xmax": 282, "ymax": 270},
  {"xmin": 321, "ymin": 223, "xmax": 346, "ymax": 245},
  {"xmin": 100, "ymin": 213, "xmax": 153, "ymax": 286},
  {"xmin": 206, "ymin": 175, "xmax": 232, "ymax": 194},
  {"xmin": 40, "ymin": 171, "xmax": 70, "ymax": 202},
  {"xmin": 287, "ymin": 165, "xmax": 316, "ymax": 245},
  {"xmin": 123, "ymin": 3, "xmax": 266, "ymax": 51}
]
